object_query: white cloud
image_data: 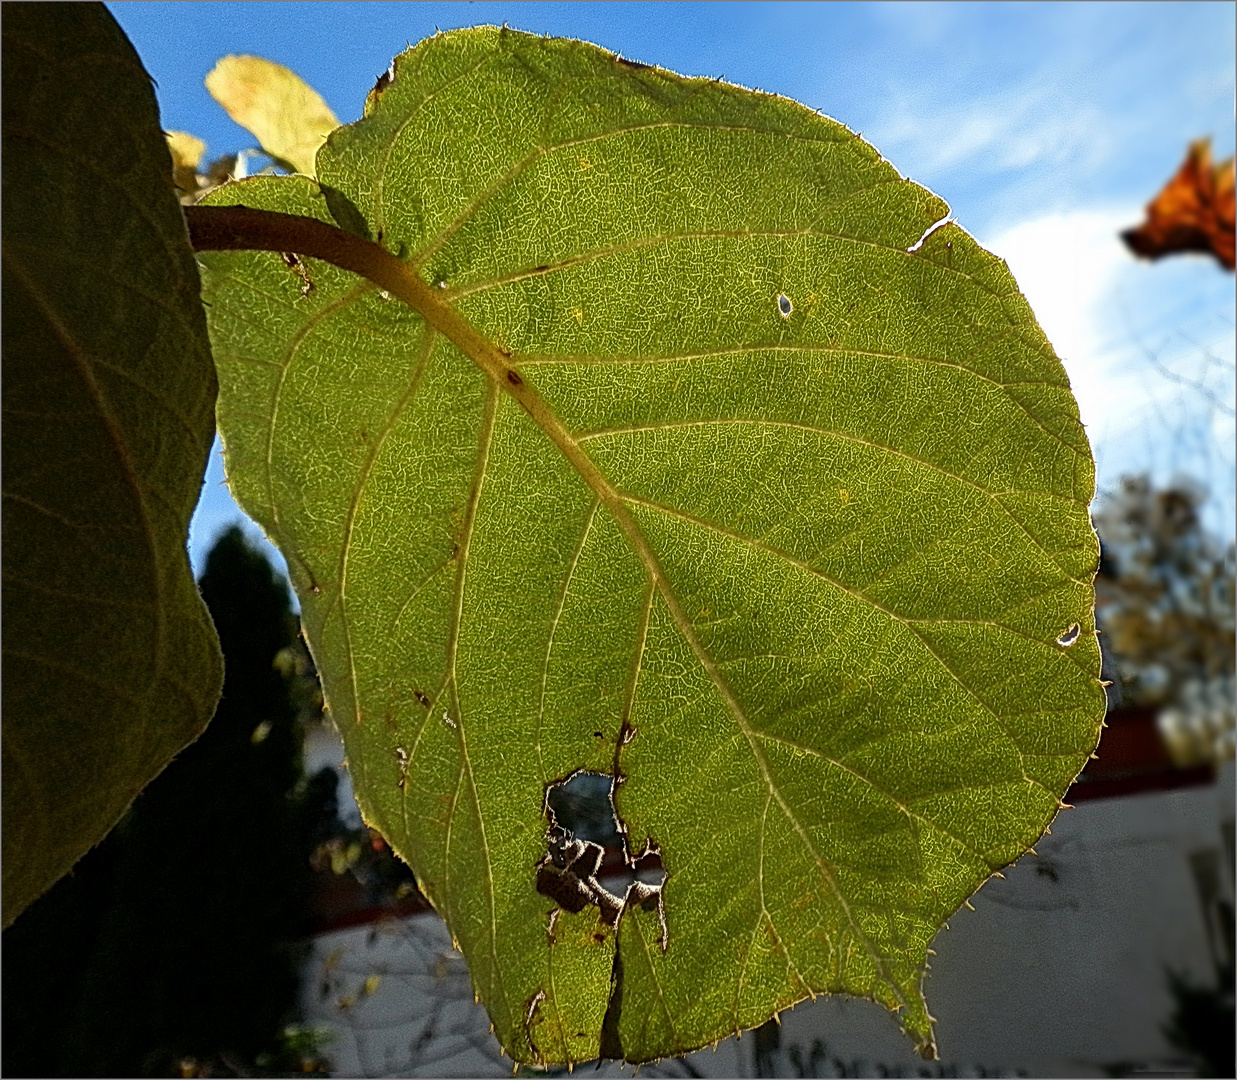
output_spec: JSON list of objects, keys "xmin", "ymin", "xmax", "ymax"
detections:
[{"xmin": 980, "ymin": 209, "xmax": 1236, "ymax": 535}]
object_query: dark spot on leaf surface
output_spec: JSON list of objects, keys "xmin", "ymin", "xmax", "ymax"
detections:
[
  {"xmin": 280, "ymin": 251, "xmax": 314, "ymax": 297},
  {"xmin": 536, "ymin": 862, "xmax": 593, "ymax": 913},
  {"xmin": 506, "ymin": 369, "xmax": 523, "ymax": 386}
]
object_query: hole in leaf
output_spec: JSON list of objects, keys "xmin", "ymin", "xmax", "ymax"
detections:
[
  {"xmin": 777, "ymin": 294, "xmax": 793, "ymax": 318},
  {"xmin": 1056, "ymin": 623, "xmax": 1081, "ymax": 647},
  {"xmin": 547, "ymin": 770, "xmax": 621, "ymax": 847},
  {"xmin": 536, "ymin": 771, "xmax": 666, "ymax": 946},
  {"xmin": 906, "ymin": 213, "xmax": 953, "ymax": 253}
]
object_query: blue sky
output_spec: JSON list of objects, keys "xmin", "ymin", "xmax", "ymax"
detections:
[{"xmin": 106, "ymin": 1, "xmax": 1237, "ymax": 574}]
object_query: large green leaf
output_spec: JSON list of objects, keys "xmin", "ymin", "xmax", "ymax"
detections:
[
  {"xmin": 198, "ymin": 26, "xmax": 1105, "ymax": 1064},
  {"xmin": 2, "ymin": 4, "xmax": 223, "ymax": 927}
]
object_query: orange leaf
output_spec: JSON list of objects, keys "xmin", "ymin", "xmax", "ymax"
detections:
[{"xmin": 1122, "ymin": 138, "xmax": 1235, "ymax": 271}]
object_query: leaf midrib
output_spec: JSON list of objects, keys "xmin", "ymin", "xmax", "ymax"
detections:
[{"xmin": 418, "ymin": 294, "xmax": 915, "ymax": 1014}]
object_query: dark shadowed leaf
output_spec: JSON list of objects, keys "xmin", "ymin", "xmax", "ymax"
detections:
[{"xmin": 2, "ymin": 4, "xmax": 222, "ymax": 927}]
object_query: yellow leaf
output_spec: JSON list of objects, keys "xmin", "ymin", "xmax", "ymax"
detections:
[
  {"xmin": 166, "ymin": 130, "xmax": 207, "ymax": 198},
  {"xmin": 205, "ymin": 56, "xmax": 337, "ymax": 177},
  {"xmin": 166, "ymin": 130, "xmax": 206, "ymax": 171}
]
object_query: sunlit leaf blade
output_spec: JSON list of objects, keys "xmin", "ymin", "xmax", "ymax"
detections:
[
  {"xmin": 166, "ymin": 130, "xmax": 207, "ymax": 171},
  {"xmin": 205, "ymin": 55, "xmax": 339, "ymax": 177},
  {"xmin": 166, "ymin": 130, "xmax": 207, "ymax": 199},
  {"xmin": 2, "ymin": 4, "xmax": 223, "ymax": 927},
  {"xmin": 198, "ymin": 26, "xmax": 1105, "ymax": 1064}
]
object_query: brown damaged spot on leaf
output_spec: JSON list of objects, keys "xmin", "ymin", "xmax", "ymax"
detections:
[
  {"xmin": 614, "ymin": 54, "xmax": 654, "ymax": 72},
  {"xmin": 280, "ymin": 251, "xmax": 315, "ymax": 297},
  {"xmin": 535, "ymin": 825, "xmax": 624, "ymax": 922},
  {"xmin": 1122, "ymin": 138, "xmax": 1235, "ymax": 271},
  {"xmin": 535, "ymin": 772, "xmax": 668, "ymax": 954},
  {"xmin": 369, "ymin": 67, "xmax": 393, "ymax": 107}
]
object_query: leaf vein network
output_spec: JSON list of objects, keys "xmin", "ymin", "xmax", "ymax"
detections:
[
  {"xmin": 4, "ymin": 252, "xmax": 168, "ymax": 680},
  {"xmin": 331, "ymin": 326, "xmax": 439, "ymax": 732},
  {"xmin": 262, "ymin": 279, "xmax": 375, "ymax": 561},
  {"xmin": 752, "ymin": 791, "xmax": 816, "ymax": 1013},
  {"xmin": 2, "ymin": 120, "xmax": 203, "ymax": 271},
  {"xmin": 735, "ymin": 792, "xmax": 775, "ymax": 1028},
  {"xmin": 2, "ymin": 489, "xmax": 142, "ymax": 536},
  {"xmin": 3, "ymin": 647, "xmax": 147, "ymax": 706},
  {"xmin": 536, "ymin": 498, "xmax": 601, "ymax": 786},
  {"xmin": 439, "ymin": 382, "xmax": 512, "ymax": 1030},
  {"xmin": 568, "ymin": 371, "xmax": 1081, "ymax": 473},
  {"xmin": 611, "ymin": 492, "xmax": 1067, "ymax": 795},
  {"xmin": 645, "ymin": 574, "xmax": 913, "ymax": 1018},
  {"xmin": 519, "ymin": 337, "xmax": 1059, "ymax": 396},
  {"xmin": 614, "ymin": 448, "xmax": 1082, "ymax": 591},
  {"xmin": 617, "ymin": 580, "xmax": 656, "ymax": 761},
  {"xmin": 374, "ymin": 48, "xmax": 506, "ymax": 247},
  {"xmin": 443, "ymin": 223, "xmax": 982, "ymax": 301},
  {"xmin": 1, "ymin": 571, "xmax": 157, "ymax": 612},
  {"xmin": 390, "ymin": 554, "xmax": 457, "ymax": 635},
  {"xmin": 414, "ymin": 115, "xmax": 977, "ymax": 286},
  {"xmin": 628, "ymin": 884, "xmax": 681, "ymax": 1047},
  {"xmin": 751, "ymin": 732, "xmax": 996, "ymax": 868},
  {"xmin": 6, "ymin": 237, "xmax": 213, "ymax": 355},
  {"xmin": 901, "ymin": 624, "xmax": 1054, "ymax": 795}
]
